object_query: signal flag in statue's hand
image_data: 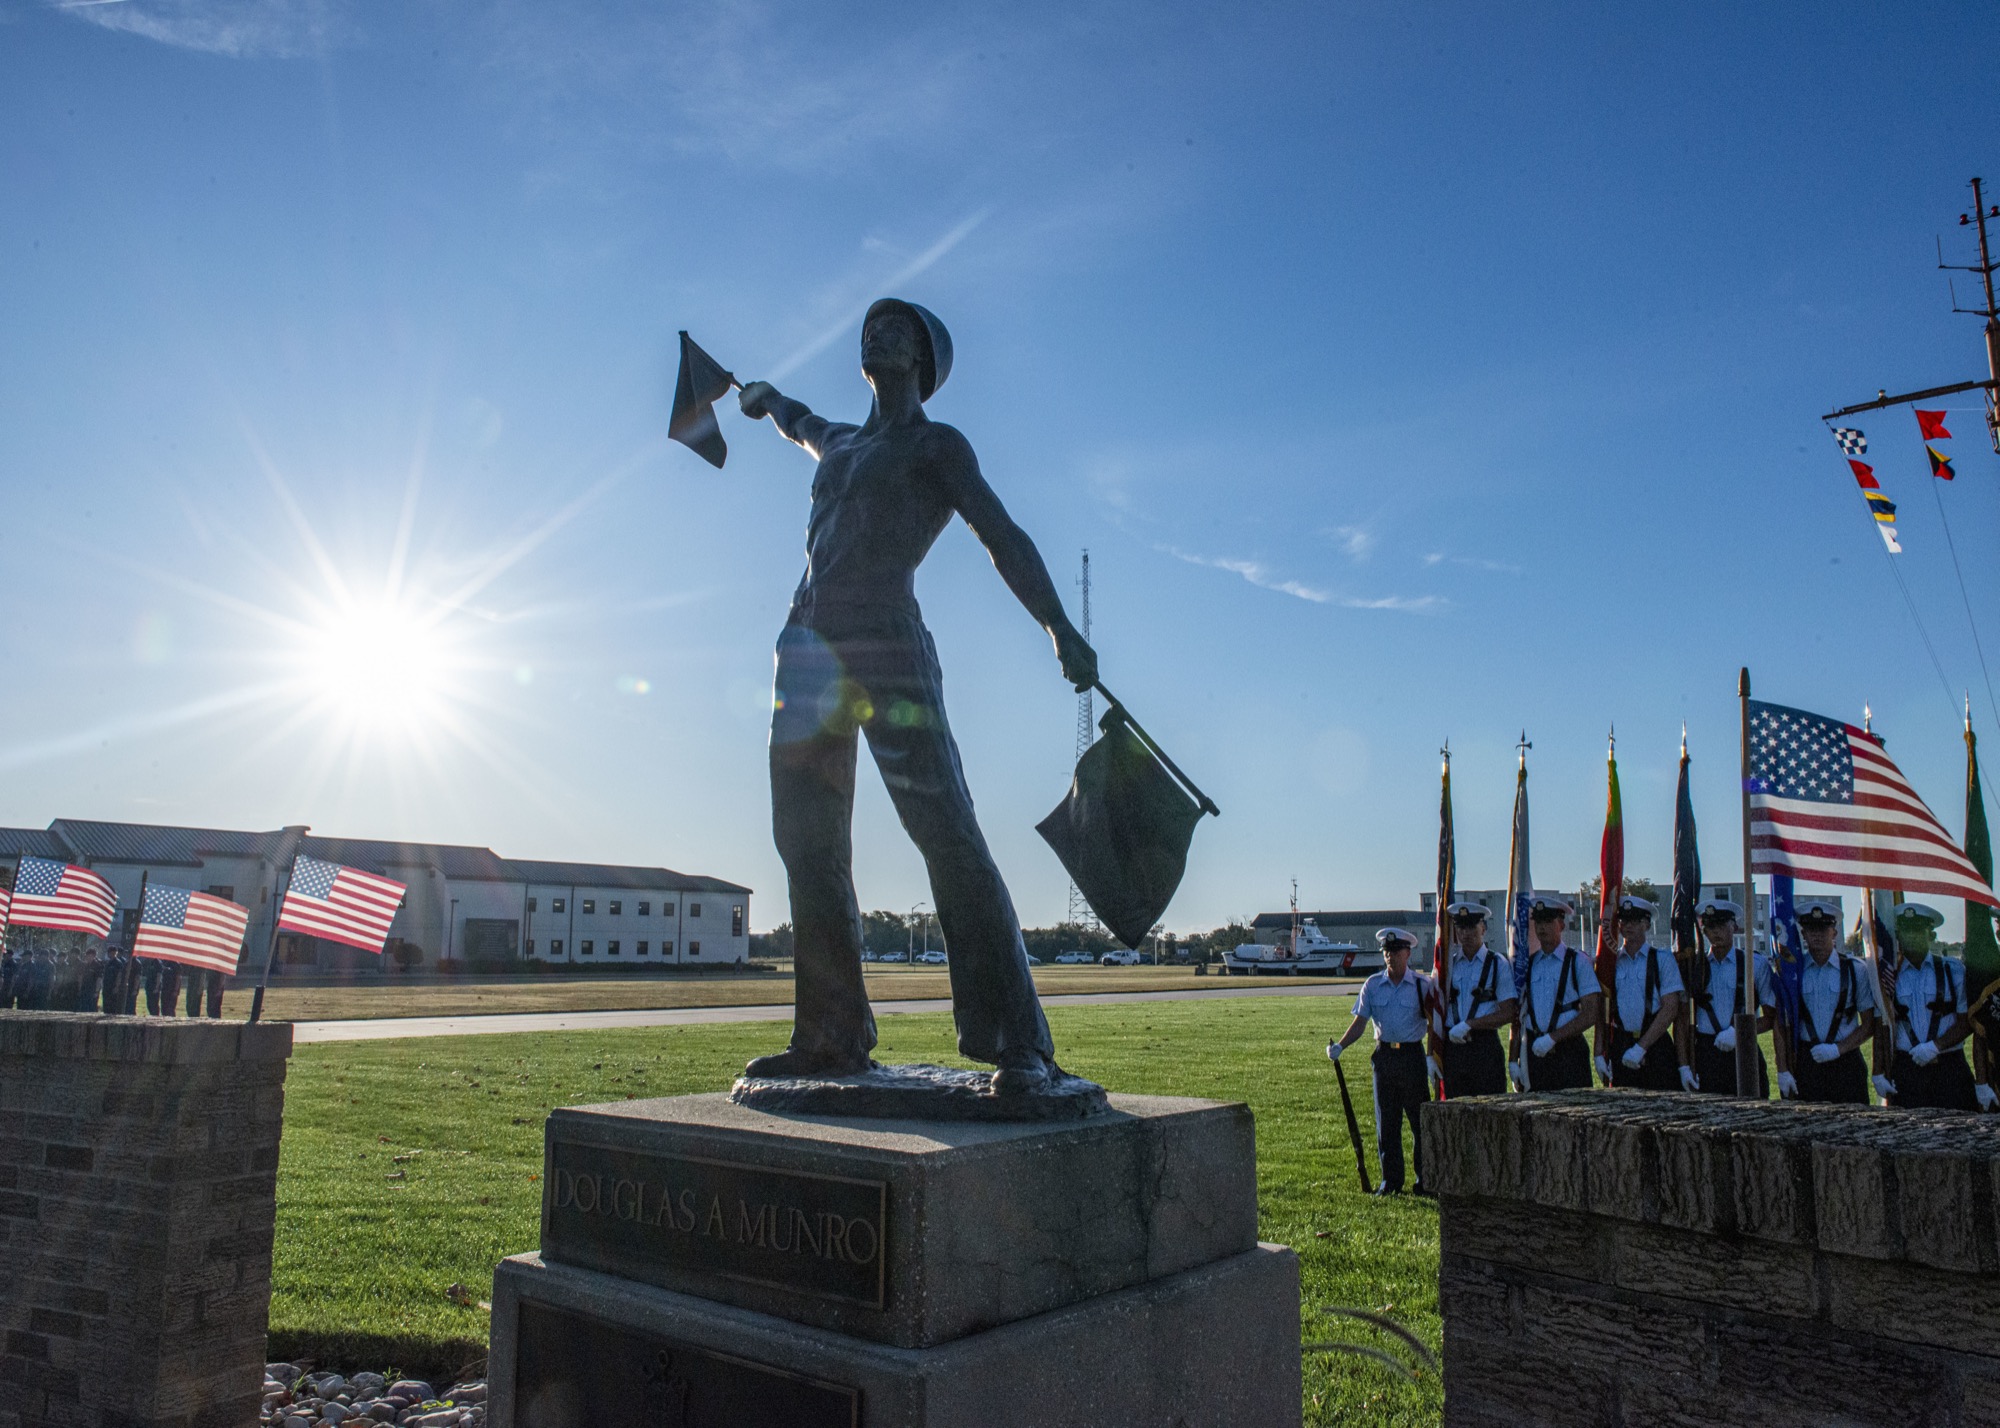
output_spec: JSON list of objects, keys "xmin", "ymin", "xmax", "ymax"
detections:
[{"xmin": 669, "ymin": 331, "xmax": 739, "ymax": 469}]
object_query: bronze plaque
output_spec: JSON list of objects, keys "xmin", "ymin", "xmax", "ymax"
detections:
[
  {"xmin": 542, "ymin": 1138, "xmax": 888, "ymax": 1309},
  {"xmin": 514, "ymin": 1300, "xmax": 858, "ymax": 1428}
]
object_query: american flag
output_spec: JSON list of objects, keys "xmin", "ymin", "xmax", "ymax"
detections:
[
  {"xmin": 9, "ymin": 856, "xmax": 117, "ymax": 937},
  {"xmin": 277, "ymin": 854, "xmax": 405, "ymax": 953},
  {"xmin": 1748, "ymin": 700, "xmax": 1999, "ymax": 907},
  {"xmin": 133, "ymin": 886, "xmax": 251, "ymax": 975}
]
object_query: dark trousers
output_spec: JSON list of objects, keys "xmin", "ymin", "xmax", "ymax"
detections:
[
  {"xmin": 1371, "ymin": 1043, "xmax": 1429, "ymax": 1190},
  {"xmin": 1693, "ymin": 1030, "xmax": 1769, "ymax": 1097},
  {"xmin": 206, "ymin": 971, "xmax": 225, "ymax": 1018},
  {"xmin": 1609, "ymin": 1027, "xmax": 1682, "ymax": 1091},
  {"xmin": 1890, "ymin": 1047, "xmax": 1978, "ymax": 1110},
  {"xmin": 1794, "ymin": 1047, "xmax": 1869, "ymax": 1104},
  {"xmin": 1441, "ymin": 1029, "xmax": 1507, "ymax": 1097},
  {"xmin": 185, "ymin": 970, "xmax": 213, "ymax": 1018},
  {"xmin": 770, "ymin": 612, "xmax": 1050, "ymax": 1067},
  {"xmin": 158, "ymin": 964, "xmax": 181, "ymax": 1017},
  {"xmin": 1526, "ymin": 1034, "xmax": 1593, "ymax": 1090}
]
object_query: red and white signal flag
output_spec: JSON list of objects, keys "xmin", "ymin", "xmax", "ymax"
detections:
[
  {"xmin": 8, "ymin": 856, "xmax": 117, "ymax": 938},
  {"xmin": 133, "ymin": 886, "xmax": 251, "ymax": 974},
  {"xmin": 276, "ymin": 855, "xmax": 406, "ymax": 954}
]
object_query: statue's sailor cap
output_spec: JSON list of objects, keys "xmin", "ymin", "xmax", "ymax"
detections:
[
  {"xmin": 1445, "ymin": 901, "xmax": 1489, "ymax": 922},
  {"xmin": 1615, "ymin": 894, "xmax": 1657, "ymax": 918},
  {"xmin": 1794, "ymin": 898, "xmax": 1842, "ymax": 924},
  {"xmin": 1376, "ymin": 927, "xmax": 1419, "ymax": 950},
  {"xmin": 1893, "ymin": 901, "xmax": 1945, "ymax": 928},
  {"xmin": 1696, "ymin": 897, "xmax": 1743, "ymax": 922},
  {"xmin": 1528, "ymin": 893, "xmax": 1574, "ymax": 918}
]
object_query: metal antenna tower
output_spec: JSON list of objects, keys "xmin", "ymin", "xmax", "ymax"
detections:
[{"xmin": 1067, "ymin": 550, "xmax": 1096, "ymax": 926}]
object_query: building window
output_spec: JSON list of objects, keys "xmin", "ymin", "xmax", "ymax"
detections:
[
  {"xmin": 206, "ymin": 885, "xmax": 236, "ymax": 904},
  {"xmin": 526, "ymin": 939, "xmax": 536, "ymax": 956},
  {"xmin": 583, "ymin": 899, "xmax": 596, "ymax": 915},
  {"xmin": 527, "ymin": 896, "xmax": 538, "ymax": 913},
  {"xmin": 661, "ymin": 941, "xmax": 674, "ymax": 957},
  {"xmin": 638, "ymin": 901, "xmax": 651, "ymax": 917},
  {"xmin": 732, "ymin": 905, "xmax": 744, "ymax": 937},
  {"xmin": 609, "ymin": 900, "xmax": 622, "ymax": 916},
  {"xmin": 690, "ymin": 902, "xmax": 702, "ymax": 918},
  {"xmin": 636, "ymin": 941, "xmax": 649, "ymax": 956},
  {"xmin": 552, "ymin": 898, "xmax": 566, "ymax": 914},
  {"xmin": 549, "ymin": 940, "xmax": 563, "ymax": 957},
  {"xmin": 608, "ymin": 940, "xmax": 621, "ymax": 956},
  {"xmin": 689, "ymin": 941, "xmax": 701, "ymax": 957},
  {"xmin": 581, "ymin": 940, "xmax": 595, "ymax": 956}
]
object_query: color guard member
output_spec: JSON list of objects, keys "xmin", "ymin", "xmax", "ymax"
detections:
[
  {"xmin": 1440, "ymin": 902, "xmax": 1517, "ymax": 1096},
  {"xmin": 1603, "ymin": 895, "xmax": 1687, "ymax": 1091},
  {"xmin": 1687, "ymin": 898, "xmax": 1775, "ymax": 1096},
  {"xmin": 1328, "ymin": 928, "xmax": 1435, "ymax": 1195},
  {"xmin": 1883, "ymin": 902, "xmax": 1977, "ymax": 1110},
  {"xmin": 1790, "ymin": 898, "xmax": 1877, "ymax": 1105},
  {"xmin": 1509, "ymin": 894, "xmax": 1599, "ymax": 1092}
]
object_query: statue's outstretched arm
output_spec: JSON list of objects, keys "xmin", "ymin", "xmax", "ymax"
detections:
[{"xmin": 739, "ymin": 381, "xmax": 835, "ymax": 460}]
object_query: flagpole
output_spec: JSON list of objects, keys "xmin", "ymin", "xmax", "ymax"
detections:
[
  {"xmin": 124, "ymin": 870, "xmax": 149, "ymax": 1015},
  {"xmin": 1736, "ymin": 668, "xmax": 1760, "ymax": 1097},
  {"xmin": 248, "ymin": 828, "xmax": 306, "ymax": 1025},
  {"xmin": 1429, "ymin": 742, "xmax": 1454, "ymax": 1097}
]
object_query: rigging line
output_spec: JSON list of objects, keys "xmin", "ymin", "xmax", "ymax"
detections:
[
  {"xmin": 1875, "ymin": 534, "xmax": 2000, "ymax": 808},
  {"xmin": 1926, "ymin": 473, "xmax": 2000, "ymax": 739}
]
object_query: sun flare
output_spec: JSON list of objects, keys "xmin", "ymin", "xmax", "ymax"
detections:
[{"xmin": 294, "ymin": 600, "xmax": 453, "ymax": 735}]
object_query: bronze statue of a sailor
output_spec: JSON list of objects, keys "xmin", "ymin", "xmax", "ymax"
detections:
[{"xmin": 733, "ymin": 300, "xmax": 1096, "ymax": 1098}]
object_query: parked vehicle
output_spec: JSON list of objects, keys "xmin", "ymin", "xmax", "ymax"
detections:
[
  {"xmin": 918, "ymin": 949, "xmax": 948, "ymax": 965},
  {"xmin": 1100, "ymin": 949, "xmax": 1142, "ymax": 966},
  {"xmin": 878, "ymin": 951, "xmax": 909, "ymax": 963},
  {"xmin": 1053, "ymin": 950, "xmax": 1094, "ymax": 965}
]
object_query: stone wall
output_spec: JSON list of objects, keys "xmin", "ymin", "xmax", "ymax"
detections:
[
  {"xmin": 0, "ymin": 1012, "xmax": 294, "ymax": 1428},
  {"xmin": 1423, "ymin": 1091, "xmax": 2000, "ymax": 1428}
]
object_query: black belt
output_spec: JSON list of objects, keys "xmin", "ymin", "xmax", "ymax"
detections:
[{"xmin": 1376, "ymin": 1040, "xmax": 1424, "ymax": 1051}]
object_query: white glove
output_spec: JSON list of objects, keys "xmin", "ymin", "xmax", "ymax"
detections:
[
  {"xmin": 1326, "ymin": 1040, "xmax": 1344, "ymax": 1062},
  {"xmin": 1977, "ymin": 1084, "xmax": 1998, "ymax": 1112},
  {"xmin": 1427, "ymin": 1061, "xmax": 1443, "ymax": 1094},
  {"xmin": 1595, "ymin": 1054, "xmax": 1613, "ymax": 1082},
  {"xmin": 1507, "ymin": 1061, "xmax": 1525, "ymax": 1090},
  {"xmin": 1777, "ymin": 1071, "xmax": 1798, "ymax": 1099},
  {"xmin": 1679, "ymin": 1065, "xmax": 1699, "ymax": 1092},
  {"xmin": 1872, "ymin": 1073, "xmax": 1896, "ymax": 1099},
  {"xmin": 1449, "ymin": 1020, "xmax": 1471, "ymax": 1044},
  {"xmin": 1911, "ymin": 1040, "xmax": 1939, "ymax": 1066},
  {"xmin": 1810, "ymin": 1042, "xmax": 1840, "ymax": 1064},
  {"xmin": 1622, "ymin": 1044, "xmax": 1646, "ymax": 1070},
  {"xmin": 1713, "ymin": 1026, "xmax": 1737, "ymax": 1052},
  {"xmin": 1532, "ymin": 1034, "xmax": 1555, "ymax": 1058}
]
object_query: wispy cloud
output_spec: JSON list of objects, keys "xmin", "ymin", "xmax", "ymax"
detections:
[
  {"xmin": 1162, "ymin": 547, "xmax": 1443, "ymax": 612},
  {"xmin": 1326, "ymin": 524, "xmax": 1375, "ymax": 559},
  {"xmin": 48, "ymin": 0, "xmax": 352, "ymax": 56},
  {"xmin": 1423, "ymin": 552, "xmax": 1523, "ymax": 575}
]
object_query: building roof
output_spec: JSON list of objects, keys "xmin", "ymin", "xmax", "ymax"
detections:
[
  {"xmin": 503, "ymin": 858, "xmax": 750, "ymax": 895},
  {"xmin": 0, "ymin": 827, "xmax": 69, "ymax": 859},
  {"xmin": 48, "ymin": 818, "xmax": 290, "ymax": 867},
  {"xmin": 1251, "ymin": 909, "xmax": 1425, "ymax": 930},
  {"xmin": 303, "ymin": 836, "xmax": 515, "ymax": 883}
]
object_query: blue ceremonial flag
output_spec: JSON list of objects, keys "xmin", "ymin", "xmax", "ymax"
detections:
[
  {"xmin": 1771, "ymin": 873, "xmax": 1804, "ymax": 1043},
  {"xmin": 1506, "ymin": 749, "xmax": 1534, "ymax": 1001}
]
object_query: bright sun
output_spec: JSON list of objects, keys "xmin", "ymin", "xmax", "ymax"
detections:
[{"xmin": 297, "ymin": 601, "xmax": 452, "ymax": 734}]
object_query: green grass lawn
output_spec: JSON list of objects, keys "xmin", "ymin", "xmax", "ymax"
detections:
[{"xmin": 274, "ymin": 998, "xmax": 1444, "ymax": 1423}]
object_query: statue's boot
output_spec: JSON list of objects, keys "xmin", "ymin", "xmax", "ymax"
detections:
[
  {"xmin": 990, "ymin": 1048, "xmax": 1060, "ymax": 1096},
  {"xmin": 742, "ymin": 1046, "xmax": 874, "ymax": 1080}
]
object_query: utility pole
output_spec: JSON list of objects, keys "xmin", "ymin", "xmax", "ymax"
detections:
[
  {"xmin": 1823, "ymin": 177, "xmax": 2000, "ymax": 454},
  {"xmin": 1067, "ymin": 549, "xmax": 1098, "ymax": 928}
]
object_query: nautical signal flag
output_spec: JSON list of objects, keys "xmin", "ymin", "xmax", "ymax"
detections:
[
  {"xmin": 133, "ymin": 886, "xmax": 250, "ymax": 975},
  {"xmin": 1845, "ymin": 456, "xmax": 1902, "ymax": 553},
  {"xmin": 277, "ymin": 855, "xmax": 406, "ymax": 954},
  {"xmin": 1927, "ymin": 445, "xmax": 1956, "ymax": 481},
  {"xmin": 1916, "ymin": 409, "xmax": 1952, "ymax": 440},
  {"xmin": 1847, "ymin": 460, "xmax": 1880, "ymax": 489},
  {"xmin": 1831, "ymin": 427, "xmax": 1867, "ymax": 456},
  {"xmin": 8, "ymin": 857, "xmax": 117, "ymax": 938}
]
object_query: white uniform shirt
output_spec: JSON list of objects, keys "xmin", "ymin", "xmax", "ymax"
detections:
[
  {"xmin": 1523, "ymin": 943, "xmax": 1589, "ymax": 1036},
  {"xmin": 1352, "ymin": 968, "xmax": 1433, "ymax": 1045},
  {"xmin": 1691, "ymin": 948, "xmax": 1776, "ymax": 1035},
  {"xmin": 1611, "ymin": 943, "xmax": 1684, "ymax": 1034},
  {"xmin": 1445, "ymin": 946, "xmax": 1510, "ymax": 1026},
  {"xmin": 1892, "ymin": 953, "xmax": 1967, "ymax": 1052},
  {"xmin": 1797, "ymin": 952, "xmax": 1878, "ymax": 1045}
]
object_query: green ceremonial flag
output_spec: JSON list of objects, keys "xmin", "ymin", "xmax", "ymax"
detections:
[{"xmin": 1967, "ymin": 721, "xmax": 2000, "ymax": 1005}]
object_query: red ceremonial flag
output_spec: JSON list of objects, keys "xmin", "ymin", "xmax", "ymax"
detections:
[
  {"xmin": 0, "ymin": 880, "xmax": 10, "ymax": 933},
  {"xmin": 277, "ymin": 854, "xmax": 406, "ymax": 954},
  {"xmin": 1847, "ymin": 459, "xmax": 1880, "ymax": 489},
  {"xmin": 133, "ymin": 886, "xmax": 251, "ymax": 975},
  {"xmin": 8, "ymin": 856, "xmax": 117, "ymax": 938},
  {"xmin": 1916, "ymin": 409, "xmax": 1952, "ymax": 440},
  {"xmin": 1927, "ymin": 445, "xmax": 1956, "ymax": 480},
  {"xmin": 1596, "ymin": 738, "xmax": 1624, "ymax": 991}
]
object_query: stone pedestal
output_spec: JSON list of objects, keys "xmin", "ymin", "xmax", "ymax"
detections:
[
  {"xmin": 488, "ymin": 1092, "xmax": 1301, "ymax": 1427},
  {"xmin": 1425, "ymin": 1091, "xmax": 2000, "ymax": 1428},
  {"xmin": 0, "ymin": 1012, "xmax": 295, "ymax": 1428}
]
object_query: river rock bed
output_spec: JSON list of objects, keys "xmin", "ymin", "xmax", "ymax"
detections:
[{"xmin": 261, "ymin": 1366, "xmax": 487, "ymax": 1428}]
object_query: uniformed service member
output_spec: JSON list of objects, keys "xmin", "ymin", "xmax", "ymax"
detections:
[
  {"xmin": 0, "ymin": 948, "xmax": 17, "ymax": 1009},
  {"xmin": 1601, "ymin": 895, "xmax": 1689, "ymax": 1092},
  {"xmin": 1790, "ymin": 897, "xmax": 1877, "ymax": 1105},
  {"xmin": 1687, "ymin": 898, "xmax": 1775, "ymax": 1096},
  {"xmin": 1439, "ymin": 902, "xmax": 1517, "ymax": 1096},
  {"xmin": 1510, "ymin": 894, "xmax": 1600, "ymax": 1091},
  {"xmin": 141, "ymin": 954, "xmax": 164, "ymax": 1016},
  {"xmin": 1328, "ymin": 928, "xmax": 1435, "ymax": 1195},
  {"xmin": 1883, "ymin": 902, "xmax": 1977, "ymax": 1111}
]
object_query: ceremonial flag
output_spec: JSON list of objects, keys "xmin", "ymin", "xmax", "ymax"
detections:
[
  {"xmin": 1770, "ymin": 874, "xmax": 1803, "ymax": 1042},
  {"xmin": 669, "ymin": 331, "xmax": 737, "ymax": 469},
  {"xmin": 8, "ymin": 856, "xmax": 116, "ymax": 938},
  {"xmin": 1966, "ymin": 719, "xmax": 2000, "ymax": 1010},
  {"xmin": 1431, "ymin": 748, "xmax": 1456, "ymax": 1051},
  {"xmin": 1506, "ymin": 749, "xmax": 1534, "ymax": 1001},
  {"xmin": 0, "ymin": 875, "xmax": 10, "ymax": 934},
  {"xmin": 1746, "ymin": 700, "xmax": 2000, "ymax": 906},
  {"xmin": 133, "ymin": 886, "xmax": 250, "ymax": 975},
  {"xmin": 1916, "ymin": 410, "xmax": 1952, "ymax": 440},
  {"xmin": 1846, "ymin": 458, "xmax": 1903, "ymax": 552},
  {"xmin": 1927, "ymin": 445, "xmax": 1956, "ymax": 481},
  {"xmin": 1671, "ymin": 735, "xmax": 1702, "ymax": 960},
  {"xmin": 1596, "ymin": 736, "xmax": 1623, "ymax": 993},
  {"xmin": 1831, "ymin": 427, "xmax": 1868, "ymax": 456},
  {"xmin": 1857, "ymin": 888, "xmax": 1899, "ymax": 1041},
  {"xmin": 1848, "ymin": 460, "xmax": 1880, "ymax": 489},
  {"xmin": 276, "ymin": 855, "xmax": 406, "ymax": 954}
]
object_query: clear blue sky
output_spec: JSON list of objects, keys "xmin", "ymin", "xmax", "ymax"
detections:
[{"xmin": 3, "ymin": 0, "xmax": 1997, "ymax": 936}]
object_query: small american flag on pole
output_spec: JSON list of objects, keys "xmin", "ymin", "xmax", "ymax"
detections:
[
  {"xmin": 1748, "ymin": 700, "xmax": 2000, "ymax": 907},
  {"xmin": 9, "ymin": 856, "xmax": 117, "ymax": 937},
  {"xmin": 133, "ymin": 886, "xmax": 251, "ymax": 975},
  {"xmin": 277, "ymin": 855, "xmax": 405, "ymax": 953}
]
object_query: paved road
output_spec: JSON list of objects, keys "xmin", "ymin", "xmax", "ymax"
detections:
[{"xmin": 289, "ymin": 980, "xmax": 1359, "ymax": 1044}]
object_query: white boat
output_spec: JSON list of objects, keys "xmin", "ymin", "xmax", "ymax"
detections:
[{"xmin": 1221, "ymin": 886, "xmax": 1375, "ymax": 976}]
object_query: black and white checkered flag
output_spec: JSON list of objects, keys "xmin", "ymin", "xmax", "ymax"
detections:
[{"xmin": 1830, "ymin": 427, "xmax": 1867, "ymax": 456}]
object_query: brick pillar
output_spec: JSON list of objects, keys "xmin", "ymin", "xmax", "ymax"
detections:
[{"xmin": 0, "ymin": 1012, "xmax": 294, "ymax": 1428}]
